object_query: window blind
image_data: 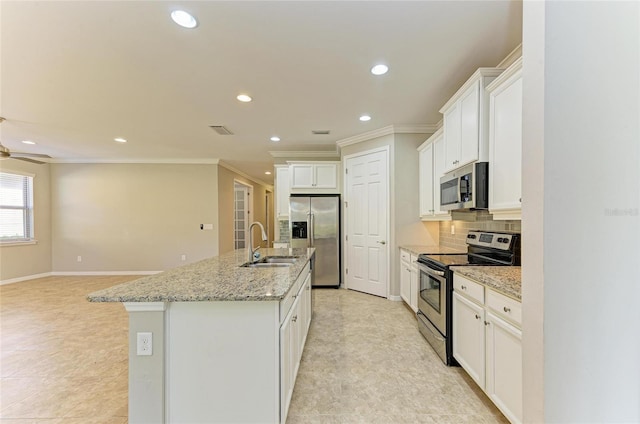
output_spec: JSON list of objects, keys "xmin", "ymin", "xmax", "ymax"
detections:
[{"xmin": 0, "ymin": 172, "xmax": 34, "ymax": 241}]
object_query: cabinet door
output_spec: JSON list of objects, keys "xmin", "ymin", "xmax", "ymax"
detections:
[
  {"xmin": 452, "ymin": 292, "xmax": 485, "ymax": 389},
  {"xmin": 432, "ymin": 134, "xmax": 450, "ymax": 218},
  {"xmin": 419, "ymin": 143, "xmax": 434, "ymax": 218},
  {"xmin": 299, "ymin": 274, "xmax": 312, "ymax": 348},
  {"xmin": 290, "ymin": 164, "xmax": 314, "ymax": 188},
  {"xmin": 486, "ymin": 312, "xmax": 523, "ymax": 424},
  {"xmin": 279, "ymin": 311, "xmax": 293, "ymax": 423},
  {"xmin": 276, "ymin": 166, "xmax": 290, "ymax": 218},
  {"xmin": 459, "ymin": 81, "xmax": 480, "ymax": 167},
  {"xmin": 400, "ymin": 259, "xmax": 411, "ymax": 306},
  {"xmin": 443, "ymin": 103, "xmax": 461, "ymax": 173},
  {"xmin": 313, "ymin": 164, "xmax": 337, "ymax": 189},
  {"xmin": 489, "ymin": 75, "xmax": 522, "ymax": 215}
]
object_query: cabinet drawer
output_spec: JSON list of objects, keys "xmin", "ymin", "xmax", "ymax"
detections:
[
  {"xmin": 454, "ymin": 274, "xmax": 484, "ymax": 304},
  {"xmin": 280, "ymin": 265, "xmax": 309, "ymax": 322},
  {"xmin": 486, "ymin": 289, "xmax": 522, "ymax": 327},
  {"xmin": 400, "ymin": 249, "xmax": 410, "ymax": 262}
]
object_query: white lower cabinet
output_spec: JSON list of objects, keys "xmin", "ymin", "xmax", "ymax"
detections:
[
  {"xmin": 453, "ymin": 273, "xmax": 522, "ymax": 424},
  {"xmin": 399, "ymin": 249, "xmax": 418, "ymax": 312},
  {"xmin": 452, "ymin": 292, "xmax": 485, "ymax": 387},
  {"xmin": 280, "ymin": 272, "xmax": 312, "ymax": 424},
  {"xmin": 485, "ymin": 311, "xmax": 522, "ymax": 424}
]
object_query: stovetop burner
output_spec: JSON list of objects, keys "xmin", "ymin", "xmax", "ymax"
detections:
[{"xmin": 417, "ymin": 230, "xmax": 521, "ymax": 269}]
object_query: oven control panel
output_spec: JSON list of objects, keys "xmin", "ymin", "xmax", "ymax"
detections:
[{"xmin": 466, "ymin": 231, "xmax": 517, "ymax": 250}]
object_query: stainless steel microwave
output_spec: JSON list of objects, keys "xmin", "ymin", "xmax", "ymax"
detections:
[{"xmin": 440, "ymin": 162, "xmax": 489, "ymax": 211}]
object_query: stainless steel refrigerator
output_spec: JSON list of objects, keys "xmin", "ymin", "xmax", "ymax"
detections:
[{"xmin": 290, "ymin": 195, "xmax": 340, "ymax": 287}]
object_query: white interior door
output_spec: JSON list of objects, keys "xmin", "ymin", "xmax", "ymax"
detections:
[{"xmin": 345, "ymin": 148, "xmax": 389, "ymax": 298}]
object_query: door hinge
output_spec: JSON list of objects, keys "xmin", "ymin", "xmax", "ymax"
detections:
[
  {"xmin": 344, "ymin": 201, "xmax": 348, "ymax": 208},
  {"xmin": 345, "ymin": 168, "xmax": 348, "ymax": 174},
  {"xmin": 346, "ymin": 268, "xmax": 348, "ymax": 275},
  {"xmin": 346, "ymin": 235, "xmax": 348, "ymax": 242}
]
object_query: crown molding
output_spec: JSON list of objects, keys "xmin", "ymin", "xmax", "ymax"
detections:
[
  {"xmin": 496, "ymin": 43, "xmax": 523, "ymax": 69},
  {"xmin": 49, "ymin": 158, "xmax": 220, "ymax": 165},
  {"xmin": 439, "ymin": 68, "xmax": 505, "ymax": 114},
  {"xmin": 335, "ymin": 124, "xmax": 438, "ymax": 148},
  {"xmin": 268, "ymin": 150, "xmax": 340, "ymax": 159},
  {"xmin": 487, "ymin": 57, "xmax": 523, "ymax": 92},
  {"xmin": 218, "ymin": 160, "xmax": 273, "ymax": 188}
]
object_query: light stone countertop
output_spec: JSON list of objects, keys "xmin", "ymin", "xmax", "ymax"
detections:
[
  {"xmin": 87, "ymin": 248, "xmax": 315, "ymax": 303},
  {"xmin": 452, "ymin": 266, "xmax": 522, "ymax": 301},
  {"xmin": 400, "ymin": 245, "xmax": 465, "ymax": 256}
]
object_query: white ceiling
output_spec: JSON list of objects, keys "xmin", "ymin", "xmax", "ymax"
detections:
[{"xmin": 0, "ymin": 1, "xmax": 522, "ymax": 184}]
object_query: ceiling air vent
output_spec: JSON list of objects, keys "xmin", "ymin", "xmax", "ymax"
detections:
[
  {"xmin": 210, "ymin": 125, "xmax": 234, "ymax": 135},
  {"xmin": 312, "ymin": 130, "xmax": 330, "ymax": 135}
]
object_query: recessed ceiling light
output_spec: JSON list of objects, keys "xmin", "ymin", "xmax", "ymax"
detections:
[
  {"xmin": 270, "ymin": 136, "xmax": 280, "ymax": 142},
  {"xmin": 371, "ymin": 64, "xmax": 389, "ymax": 75},
  {"xmin": 21, "ymin": 140, "xmax": 36, "ymax": 145},
  {"xmin": 114, "ymin": 137, "xmax": 127, "ymax": 143},
  {"xmin": 237, "ymin": 94, "xmax": 252, "ymax": 102},
  {"xmin": 265, "ymin": 171, "xmax": 272, "ymax": 175},
  {"xmin": 171, "ymin": 10, "xmax": 198, "ymax": 29},
  {"xmin": 359, "ymin": 115, "xmax": 372, "ymax": 122}
]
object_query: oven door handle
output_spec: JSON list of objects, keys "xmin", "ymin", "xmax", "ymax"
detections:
[{"xmin": 417, "ymin": 262, "xmax": 445, "ymax": 277}]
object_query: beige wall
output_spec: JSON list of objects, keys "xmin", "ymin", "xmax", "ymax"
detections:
[
  {"xmin": 0, "ymin": 160, "xmax": 52, "ymax": 281},
  {"xmin": 50, "ymin": 163, "xmax": 219, "ymax": 272},
  {"xmin": 217, "ymin": 165, "xmax": 272, "ymax": 255}
]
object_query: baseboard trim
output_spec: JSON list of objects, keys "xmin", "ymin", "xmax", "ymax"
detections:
[
  {"xmin": 1, "ymin": 271, "xmax": 161, "ymax": 285},
  {"xmin": 0, "ymin": 272, "xmax": 53, "ymax": 285},
  {"xmin": 388, "ymin": 295, "xmax": 402, "ymax": 301}
]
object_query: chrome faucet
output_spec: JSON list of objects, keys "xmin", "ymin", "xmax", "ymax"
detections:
[{"xmin": 248, "ymin": 221, "xmax": 268, "ymax": 263}]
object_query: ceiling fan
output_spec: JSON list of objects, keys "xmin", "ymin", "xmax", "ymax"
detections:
[{"xmin": 0, "ymin": 117, "xmax": 51, "ymax": 164}]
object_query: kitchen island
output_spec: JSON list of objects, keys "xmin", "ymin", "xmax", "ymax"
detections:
[{"xmin": 88, "ymin": 247, "xmax": 315, "ymax": 424}]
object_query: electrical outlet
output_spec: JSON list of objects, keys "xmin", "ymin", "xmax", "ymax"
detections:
[
  {"xmin": 77, "ymin": 255, "xmax": 82, "ymax": 262},
  {"xmin": 137, "ymin": 332, "xmax": 152, "ymax": 356},
  {"xmin": 181, "ymin": 254, "xmax": 186, "ymax": 261},
  {"xmin": 450, "ymin": 225, "xmax": 455, "ymax": 235}
]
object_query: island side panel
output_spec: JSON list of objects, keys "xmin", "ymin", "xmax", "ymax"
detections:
[
  {"xmin": 125, "ymin": 303, "xmax": 167, "ymax": 424},
  {"xmin": 167, "ymin": 300, "xmax": 280, "ymax": 423}
]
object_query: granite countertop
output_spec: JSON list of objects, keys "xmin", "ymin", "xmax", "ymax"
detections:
[
  {"xmin": 452, "ymin": 266, "xmax": 522, "ymax": 301},
  {"xmin": 87, "ymin": 248, "xmax": 315, "ymax": 303},
  {"xmin": 400, "ymin": 245, "xmax": 465, "ymax": 256}
]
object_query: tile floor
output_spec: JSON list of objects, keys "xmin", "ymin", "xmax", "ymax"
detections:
[{"xmin": 0, "ymin": 276, "xmax": 507, "ymax": 424}]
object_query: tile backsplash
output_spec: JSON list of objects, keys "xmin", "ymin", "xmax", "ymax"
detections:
[
  {"xmin": 439, "ymin": 211, "xmax": 521, "ymax": 251},
  {"xmin": 278, "ymin": 219, "xmax": 290, "ymax": 242}
]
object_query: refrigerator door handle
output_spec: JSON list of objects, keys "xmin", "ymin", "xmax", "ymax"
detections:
[{"xmin": 309, "ymin": 213, "xmax": 314, "ymax": 247}]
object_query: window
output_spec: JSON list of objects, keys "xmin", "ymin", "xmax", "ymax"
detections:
[{"xmin": 0, "ymin": 172, "xmax": 34, "ymax": 242}]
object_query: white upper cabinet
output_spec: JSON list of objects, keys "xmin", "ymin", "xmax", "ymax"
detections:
[
  {"xmin": 418, "ymin": 129, "xmax": 451, "ymax": 221},
  {"xmin": 289, "ymin": 162, "xmax": 339, "ymax": 192},
  {"xmin": 275, "ymin": 165, "xmax": 290, "ymax": 219},
  {"xmin": 418, "ymin": 142, "xmax": 434, "ymax": 217},
  {"xmin": 440, "ymin": 68, "xmax": 504, "ymax": 173},
  {"xmin": 487, "ymin": 58, "xmax": 523, "ymax": 220}
]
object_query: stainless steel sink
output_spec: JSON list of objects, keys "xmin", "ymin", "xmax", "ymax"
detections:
[
  {"xmin": 262, "ymin": 256, "xmax": 298, "ymax": 263},
  {"xmin": 241, "ymin": 262, "xmax": 293, "ymax": 268},
  {"xmin": 240, "ymin": 256, "xmax": 300, "ymax": 268}
]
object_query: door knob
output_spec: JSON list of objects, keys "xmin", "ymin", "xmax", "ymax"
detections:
[{"xmin": 376, "ymin": 240, "xmax": 386, "ymax": 245}]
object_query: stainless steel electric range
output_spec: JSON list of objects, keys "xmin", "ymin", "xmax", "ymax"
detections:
[{"xmin": 415, "ymin": 231, "xmax": 521, "ymax": 365}]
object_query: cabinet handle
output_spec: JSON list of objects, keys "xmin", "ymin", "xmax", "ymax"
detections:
[
  {"xmin": 519, "ymin": 198, "xmax": 522, "ymax": 203},
  {"xmin": 503, "ymin": 306, "xmax": 511, "ymax": 313},
  {"xmin": 293, "ymin": 294, "xmax": 297, "ymax": 299},
  {"xmin": 461, "ymin": 285, "xmax": 467, "ymax": 290},
  {"xmin": 475, "ymin": 314, "xmax": 481, "ymax": 320},
  {"xmin": 292, "ymin": 315, "xmax": 298, "ymax": 322},
  {"xmin": 484, "ymin": 321, "xmax": 490, "ymax": 326}
]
